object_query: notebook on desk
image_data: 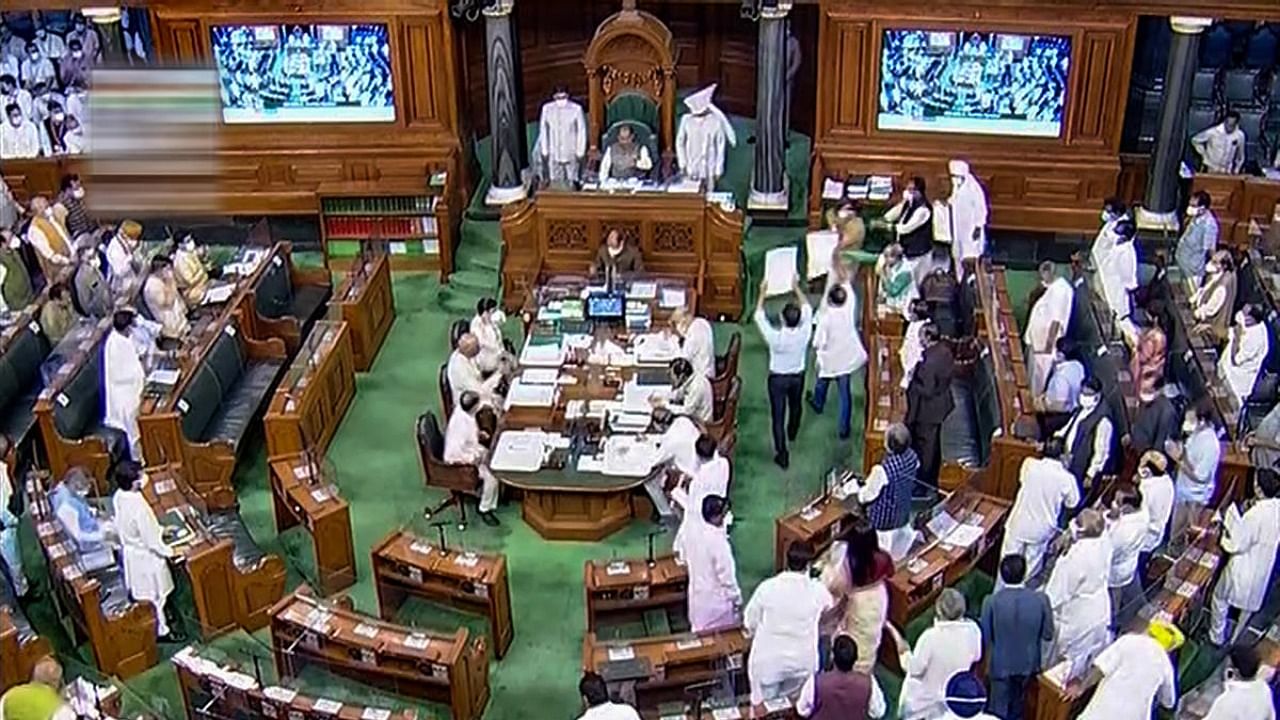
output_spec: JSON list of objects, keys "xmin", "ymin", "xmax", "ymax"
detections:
[{"xmin": 599, "ymin": 657, "xmax": 652, "ymax": 683}]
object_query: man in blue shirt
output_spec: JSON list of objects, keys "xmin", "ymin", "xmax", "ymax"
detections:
[
  {"xmin": 754, "ymin": 276, "xmax": 812, "ymax": 469},
  {"xmin": 1035, "ymin": 337, "xmax": 1085, "ymax": 437},
  {"xmin": 980, "ymin": 554, "xmax": 1054, "ymax": 720}
]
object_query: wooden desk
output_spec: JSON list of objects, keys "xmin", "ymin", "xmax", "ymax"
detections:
[
  {"xmin": 335, "ymin": 251, "xmax": 396, "ymax": 371},
  {"xmin": 371, "ymin": 530, "xmax": 514, "ymax": 659},
  {"xmin": 886, "ymin": 488, "xmax": 1010, "ymax": 627},
  {"xmin": 582, "ymin": 627, "xmax": 749, "ymax": 712},
  {"xmin": 1029, "ymin": 502, "xmax": 1225, "ymax": 720},
  {"xmin": 270, "ymin": 589, "xmax": 489, "ymax": 720},
  {"xmin": 1189, "ymin": 174, "xmax": 1280, "ymax": 247},
  {"xmin": 26, "ymin": 474, "xmax": 158, "ymax": 678},
  {"xmin": 140, "ymin": 464, "xmax": 287, "ymax": 637},
  {"xmin": 264, "ymin": 321, "xmax": 357, "ymax": 458},
  {"xmin": 500, "ymin": 191, "xmax": 743, "ymax": 319},
  {"xmin": 640, "ymin": 703, "xmax": 797, "ymax": 720},
  {"xmin": 174, "ymin": 645, "xmax": 425, "ymax": 720},
  {"xmin": 267, "ymin": 453, "xmax": 357, "ymax": 595},
  {"xmin": 584, "ymin": 555, "xmax": 688, "ymax": 632},
  {"xmin": 774, "ymin": 493, "xmax": 856, "ymax": 572},
  {"xmin": 0, "ymin": 609, "xmax": 52, "ymax": 694}
]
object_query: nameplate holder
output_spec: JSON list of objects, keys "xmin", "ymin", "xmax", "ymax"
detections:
[
  {"xmin": 224, "ymin": 325, "xmax": 236, "ymax": 337},
  {"xmin": 1096, "ymin": 345, "xmax": 1108, "ymax": 357},
  {"xmin": 56, "ymin": 393, "xmax": 70, "ymax": 407},
  {"xmin": 177, "ymin": 398, "xmax": 190, "ymax": 413}
]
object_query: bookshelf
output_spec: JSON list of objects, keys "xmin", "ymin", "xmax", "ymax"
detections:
[{"xmin": 317, "ymin": 174, "xmax": 456, "ymax": 277}]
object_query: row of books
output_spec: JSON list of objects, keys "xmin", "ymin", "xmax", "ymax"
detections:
[
  {"xmin": 324, "ymin": 216, "xmax": 438, "ymax": 238},
  {"xmin": 322, "ymin": 195, "xmax": 438, "ymax": 214},
  {"xmin": 821, "ymin": 174, "xmax": 894, "ymax": 202}
]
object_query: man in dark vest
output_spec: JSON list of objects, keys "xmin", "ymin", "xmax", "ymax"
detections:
[
  {"xmin": 856, "ymin": 423, "xmax": 919, "ymax": 560},
  {"xmin": 1052, "ymin": 376, "xmax": 1115, "ymax": 503},
  {"xmin": 882, "ymin": 175, "xmax": 934, "ymax": 284},
  {"xmin": 906, "ymin": 323, "xmax": 955, "ymax": 496},
  {"xmin": 796, "ymin": 634, "xmax": 886, "ymax": 719}
]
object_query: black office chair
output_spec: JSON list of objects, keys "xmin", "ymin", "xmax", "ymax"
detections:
[
  {"xmin": 417, "ymin": 411, "xmax": 480, "ymax": 530},
  {"xmin": 439, "ymin": 364, "xmax": 455, "ymax": 420}
]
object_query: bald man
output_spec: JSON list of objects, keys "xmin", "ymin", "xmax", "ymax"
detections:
[
  {"xmin": 0, "ymin": 656, "xmax": 75, "ymax": 719},
  {"xmin": 25, "ymin": 196, "xmax": 73, "ymax": 280},
  {"xmin": 446, "ymin": 333, "xmax": 504, "ymax": 409}
]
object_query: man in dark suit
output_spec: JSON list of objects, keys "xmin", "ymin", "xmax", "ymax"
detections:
[
  {"xmin": 980, "ymin": 555, "xmax": 1055, "ymax": 720},
  {"xmin": 905, "ymin": 323, "xmax": 954, "ymax": 494}
]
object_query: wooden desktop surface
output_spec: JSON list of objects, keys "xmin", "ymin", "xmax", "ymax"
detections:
[
  {"xmin": 584, "ymin": 555, "xmax": 689, "ymax": 632},
  {"xmin": 582, "ymin": 626, "xmax": 749, "ymax": 712},
  {"xmin": 267, "ymin": 453, "xmax": 357, "ymax": 595},
  {"xmin": 371, "ymin": 529, "xmax": 514, "ymax": 659},
  {"xmin": 264, "ymin": 320, "xmax": 357, "ymax": 458},
  {"xmin": 335, "ymin": 252, "xmax": 396, "ymax": 371}
]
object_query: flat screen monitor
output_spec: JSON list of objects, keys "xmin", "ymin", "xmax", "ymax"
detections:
[
  {"xmin": 210, "ymin": 23, "xmax": 395, "ymax": 124},
  {"xmin": 877, "ymin": 29, "xmax": 1071, "ymax": 138},
  {"xmin": 586, "ymin": 292, "xmax": 626, "ymax": 321}
]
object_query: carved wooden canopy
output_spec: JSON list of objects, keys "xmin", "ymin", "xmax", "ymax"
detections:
[{"xmin": 583, "ymin": 4, "xmax": 678, "ymax": 162}]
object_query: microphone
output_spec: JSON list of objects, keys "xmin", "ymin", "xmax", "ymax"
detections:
[
  {"xmin": 430, "ymin": 521, "xmax": 450, "ymax": 553},
  {"xmin": 646, "ymin": 527, "xmax": 666, "ymax": 567}
]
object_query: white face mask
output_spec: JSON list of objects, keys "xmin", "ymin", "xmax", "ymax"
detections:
[
  {"xmin": 43, "ymin": 207, "xmax": 55, "ymax": 218},
  {"xmin": 73, "ymin": 187, "xmax": 85, "ymax": 200},
  {"xmin": 1079, "ymin": 393, "xmax": 1099, "ymax": 410},
  {"xmin": 607, "ymin": 244, "xmax": 623, "ymax": 257},
  {"xmin": 1235, "ymin": 311, "xmax": 1247, "ymax": 326},
  {"xmin": 72, "ymin": 51, "xmax": 83, "ymax": 59},
  {"xmin": 52, "ymin": 112, "xmax": 65, "ymax": 122},
  {"xmin": 6, "ymin": 236, "xmax": 18, "ymax": 250},
  {"xmin": 89, "ymin": 256, "xmax": 100, "ymax": 269},
  {"xmin": 1100, "ymin": 210, "xmax": 1114, "ymax": 223},
  {"xmin": 1183, "ymin": 419, "xmax": 1197, "ymax": 434},
  {"xmin": 1188, "ymin": 205, "xmax": 1203, "ymax": 217},
  {"xmin": 555, "ymin": 96, "xmax": 568, "ymax": 107},
  {"xmin": 1205, "ymin": 262, "xmax": 1219, "ymax": 274},
  {"xmin": 1138, "ymin": 466, "xmax": 1152, "ymax": 479}
]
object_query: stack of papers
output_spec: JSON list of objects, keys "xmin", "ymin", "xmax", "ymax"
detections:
[
  {"xmin": 610, "ymin": 412, "xmax": 652, "ymax": 433},
  {"xmin": 868, "ymin": 176, "xmax": 893, "ymax": 201},
  {"xmin": 521, "ymin": 368, "xmax": 560, "ymax": 385},
  {"xmin": 520, "ymin": 343, "xmax": 565, "ymax": 367},
  {"xmin": 622, "ymin": 381, "xmax": 667, "ymax": 412},
  {"xmin": 489, "ymin": 431, "xmax": 547, "ymax": 472},
  {"xmin": 926, "ymin": 510, "xmax": 958, "ymax": 540},
  {"xmin": 147, "ymin": 368, "xmax": 180, "ymax": 386},
  {"xmin": 603, "ymin": 436, "xmax": 659, "ymax": 476},
  {"xmin": 633, "ymin": 333, "xmax": 680, "ymax": 364},
  {"xmin": 666, "ymin": 179, "xmax": 702, "ymax": 194},
  {"xmin": 203, "ymin": 283, "xmax": 236, "ymax": 305},
  {"xmin": 822, "ymin": 178, "xmax": 845, "ymax": 200},
  {"xmin": 504, "ymin": 379, "xmax": 557, "ymax": 409},
  {"xmin": 942, "ymin": 524, "xmax": 984, "ymax": 549},
  {"xmin": 659, "ymin": 288, "xmax": 686, "ymax": 309},
  {"xmin": 629, "ymin": 282, "xmax": 658, "ymax": 300},
  {"xmin": 805, "ymin": 230, "xmax": 839, "ymax": 280},
  {"xmin": 763, "ymin": 247, "xmax": 798, "ymax": 296}
]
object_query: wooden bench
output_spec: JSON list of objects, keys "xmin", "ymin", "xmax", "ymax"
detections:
[
  {"xmin": 334, "ymin": 250, "xmax": 396, "ymax": 371},
  {"xmin": 240, "ymin": 242, "xmax": 333, "ymax": 354},
  {"xmin": 0, "ymin": 586, "xmax": 52, "ymax": 693}
]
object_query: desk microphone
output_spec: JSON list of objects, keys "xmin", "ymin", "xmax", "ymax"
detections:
[
  {"xmin": 646, "ymin": 527, "xmax": 666, "ymax": 568},
  {"xmin": 430, "ymin": 521, "xmax": 451, "ymax": 553}
]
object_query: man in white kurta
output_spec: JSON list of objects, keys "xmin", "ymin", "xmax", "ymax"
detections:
[
  {"xmin": 1043, "ymin": 510, "xmax": 1113, "ymax": 668},
  {"xmin": 1024, "ymin": 262, "xmax": 1074, "ymax": 396},
  {"xmin": 1208, "ymin": 471, "xmax": 1280, "ymax": 645},
  {"xmin": 1, "ymin": 107, "xmax": 41, "ymax": 158},
  {"xmin": 1191, "ymin": 113, "xmax": 1246, "ymax": 175},
  {"xmin": 999, "ymin": 441, "xmax": 1080, "ymax": 585},
  {"xmin": 442, "ymin": 391, "xmax": 501, "ymax": 524},
  {"xmin": 105, "ymin": 220, "xmax": 144, "ymax": 296},
  {"xmin": 447, "ymin": 335, "xmax": 503, "ymax": 409},
  {"xmin": 642, "ymin": 412, "xmax": 702, "ymax": 521},
  {"xmin": 1089, "ymin": 200, "xmax": 1127, "ymax": 272},
  {"xmin": 945, "ymin": 159, "xmax": 988, "ymax": 280},
  {"xmin": 744, "ymin": 543, "xmax": 835, "ymax": 705},
  {"xmin": 673, "ymin": 437, "xmax": 729, "ymax": 558},
  {"xmin": 896, "ymin": 588, "xmax": 983, "ymax": 720},
  {"xmin": 676, "ymin": 84, "xmax": 735, "ymax": 188},
  {"xmin": 1201, "ymin": 645, "xmax": 1276, "ymax": 720},
  {"xmin": 1218, "ymin": 305, "xmax": 1269, "ymax": 408},
  {"xmin": 112, "ymin": 462, "xmax": 176, "ymax": 637},
  {"xmin": 103, "ymin": 310, "xmax": 147, "ymax": 461},
  {"xmin": 1098, "ymin": 221, "xmax": 1137, "ymax": 328},
  {"xmin": 811, "ymin": 279, "xmax": 867, "ymax": 439},
  {"xmin": 683, "ymin": 495, "xmax": 741, "ymax": 633},
  {"xmin": 1076, "ymin": 626, "xmax": 1177, "ymax": 720},
  {"xmin": 1104, "ymin": 486, "xmax": 1149, "ymax": 621},
  {"xmin": 671, "ymin": 309, "xmax": 715, "ymax": 380},
  {"xmin": 535, "ymin": 90, "xmax": 586, "ymax": 187},
  {"xmin": 1136, "ymin": 451, "xmax": 1175, "ymax": 560},
  {"xmin": 469, "ymin": 299, "xmax": 510, "ymax": 375}
]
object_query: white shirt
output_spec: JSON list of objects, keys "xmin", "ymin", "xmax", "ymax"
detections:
[
  {"xmin": 673, "ymin": 454, "xmax": 730, "ymax": 559},
  {"xmin": 813, "ymin": 287, "xmax": 867, "ymax": 378},
  {"xmin": 536, "ymin": 99, "xmax": 587, "ymax": 163},
  {"xmin": 684, "ymin": 520, "xmax": 741, "ymax": 631},
  {"xmin": 1045, "ymin": 535, "xmax": 1113, "ymax": 660},
  {"xmin": 1006, "ymin": 457, "xmax": 1080, "ymax": 544},
  {"xmin": 1078, "ymin": 634, "xmax": 1176, "ymax": 720},
  {"xmin": 1176, "ymin": 426, "xmax": 1221, "ymax": 504},
  {"xmin": 105, "ymin": 234, "xmax": 140, "ymax": 288},
  {"xmin": 897, "ymin": 619, "xmax": 983, "ymax": 720},
  {"xmin": 1042, "ymin": 359, "xmax": 1085, "ymax": 412},
  {"xmin": 1191, "ymin": 123, "xmax": 1246, "ymax": 174},
  {"xmin": 575, "ymin": 702, "xmax": 641, "ymax": 720},
  {"xmin": 1056, "ymin": 405, "xmax": 1113, "ymax": 480},
  {"xmin": 1105, "ymin": 510, "xmax": 1148, "ymax": 587},
  {"xmin": 744, "ymin": 571, "xmax": 835, "ymax": 688},
  {"xmin": 900, "ymin": 318, "xmax": 926, "ymax": 389},
  {"xmin": 796, "ymin": 671, "xmax": 887, "ymax": 718},
  {"xmin": 443, "ymin": 409, "xmax": 485, "ymax": 466},
  {"xmin": 1025, "ymin": 278, "xmax": 1073, "ymax": 351},
  {"xmin": 1, "ymin": 120, "xmax": 41, "ymax": 158},
  {"xmin": 669, "ymin": 373, "xmax": 714, "ymax": 422},
  {"xmin": 1219, "ymin": 322, "xmax": 1269, "ymax": 406},
  {"xmin": 103, "ymin": 328, "xmax": 145, "ymax": 443},
  {"xmin": 676, "ymin": 111, "xmax": 729, "ymax": 182},
  {"xmin": 1202, "ymin": 678, "xmax": 1276, "ymax": 720},
  {"xmin": 947, "ymin": 174, "xmax": 988, "ymax": 262},
  {"xmin": 112, "ymin": 487, "xmax": 175, "ymax": 604},
  {"xmin": 652, "ymin": 416, "xmax": 700, "ymax": 476},
  {"xmin": 680, "ymin": 317, "xmax": 716, "ymax": 379},
  {"xmin": 446, "ymin": 349, "xmax": 501, "ymax": 407},
  {"xmin": 1218, "ymin": 497, "xmax": 1280, "ymax": 611},
  {"xmin": 469, "ymin": 310, "xmax": 507, "ymax": 373},
  {"xmin": 1099, "ymin": 240, "xmax": 1137, "ymax": 318},
  {"xmin": 1138, "ymin": 472, "xmax": 1175, "ymax": 553},
  {"xmin": 754, "ymin": 304, "xmax": 813, "ymax": 374}
]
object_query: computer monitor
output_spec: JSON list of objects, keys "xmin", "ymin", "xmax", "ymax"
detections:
[{"xmin": 586, "ymin": 291, "xmax": 626, "ymax": 321}]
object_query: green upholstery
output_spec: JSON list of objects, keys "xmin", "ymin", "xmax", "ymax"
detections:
[
  {"xmin": 601, "ymin": 120, "xmax": 659, "ymax": 179},
  {"xmin": 0, "ymin": 326, "xmax": 52, "ymax": 442},
  {"xmin": 207, "ymin": 330, "xmax": 245, "ymax": 394},
  {"xmin": 255, "ymin": 259, "xmax": 294, "ymax": 321},
  {"xmin": 177, "ymin": 329, "xmax": 285, "ymax": 447},
  {"xmin": 179, "ymin": 365, "xmax": 222, "ymax": 443},
  {"xmin": 605, "ymin": 91, "xmax": 658, "ymax": 134},
  {"xmin": 52, "ymin": 350, "xmax": 102, "ymax": 440}
]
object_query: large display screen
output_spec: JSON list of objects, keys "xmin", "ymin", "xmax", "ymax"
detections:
[
  {"xmin": 878, "ymin": 29, "xmax": 1071, "ymax": 138},
  {"xmin": 210, "ymin": 24, "xmax": 394, "ymax": 124}
]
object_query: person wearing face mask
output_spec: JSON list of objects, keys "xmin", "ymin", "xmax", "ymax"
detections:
[
  {"xmin": 19, "ymin": 42, "xmax": 55, "ymax": 91},
  {"xmin": 534, "ymin": 87, "xmax": 586, "ymax": 188},
  {"xmin": 40, "ymin": 282, "xmax": 79, "ymax": 344},
  {"xmin": 103, "ymin": 309, "xmax": 148, "ymax": 460},
  {"xmin": 898, "ymin": 299, "xmax": 930, "ymax": 390},
  {"xmin": 59, "ymin": 38, "xmax": 91, "ymax": 88},
  {"xmin": 589, "ymin": 229, "xmax": 644, "ymax": 281},
  {"xmin": 1035, "ymin": 337, "xmax": 1085, "ymax": 436},
  {"xmin": 73, "ymin": 245, "xmax": 111, "ymax": 318},
  {"xmin": 1127, "ymin": 308, "xmax": 1165, "ymax": 396},
  {"xmin": 1218, "ymin": 303, "xmax": 1269, "ymax": 409},
  {"xmin": 1098, "ymin": 219, "xmax": 1138, "ymax": 336},
  {"xmin": 1052, "ymin": 377, "xmax": 1114, "ymax": 499},
  {"xmin": 881, "ymin": 176, "xmax": 934, "ymax": 283},
  {"xmin": 1088, "ymin": 197, "xmax": 1128, "ymax": 273},
  {"xmin": 105, "ymin": 219, "xmax": 145, "ymax": 295},
  {"xmin": 143, "ymin": 255, "xmax": 190, "ymax": 341},
  {"xmin": 1, "ymin": 101, "xmax": 40, "ymax": 159},
  {"xmin": 0, "ymin": 230, "xmax": 34, "ymax": 312},
  {"xmin": 111, "ymin": 461, "xmax": 179, "ymax": 639},
  {"xmin": 1126, "ymin": 382, "xmax": 1179, "ymax": 454},
  {"xmin": 875, "ymin": 242, "xmax": 917, "ymax": 317},
  {"xmin": 598, "ymin": 124, "xmax": 653, "ymax": 183},
  {"xmin": 469, "ymin": 297, "xmax": 511, "ymax": 376},
  {"xmin": 905, "ymin": 323, "xmax": 954, "ymax": 494},
  {"xmin": 1177, "ymin": 191, "xmax": 1219, "ymax": 289},
  {"xmin": 894, "ymin": 588, "xmax": 982, "ymax": 720},
  {"xmin": 943, "ymin": 159, "xmax": 988, "ymax": 281},
  {"xmin": 25, "ymin": 196, "xmax": 73, "ymax": 279},
  {"xmin": 1134, "ymin": 450, "xmax": 1174, "ymax": 586},
  {"xmin": 676, "ymin": 84, "xmax": 735, "ymax": 189},
  {"xmin": 1201, "ymin": 645, "xmax": 1275, "ymax": 720},
  {"xmin": 1208, "ymin": 469, "xmax": 1280, "ymax": 646},
  {"xmin": 172, "ymin": 234, "xmax": 211, "ymax": 306},
  {"xmin": 1000, "ymin": 439, "xmax": 1081, "ymax": 586},
  {"xmin": 667, "ymin": 307, "xmax": 715, "ymax": 380},
  {"xmin": 1024, "ymin": 260, "xmax": 1073, "ymax": 396},
  {"xmin": 1103, "ymin": 485, "xmax": 1148, "ymax": 625},
  {"xmin": 1190, "ymin": 249, "xmax": 1237, "ymax": 345},
  {"xmin": 56, "ymin": 174, "xmax": 93, "ymax": 240},
  {"xmin": 684, "ymin": 495, "xmax": 741, "ymax": 633},
  {"xmin": 1165, "ymin": 400, "xmax": 1221, "ymax": 554},
  {"xmin": 41, "ymin": 101, "xmax": 83, "ymax": 156},
  {"xmin": 51, "ymin": 467, "xmax": 116, "ymax": 571},
  {"xmin": 853, "ymin": 424, "xmax": 919, "ymax": 561},
  {"xmin": 67, "ymin": 15, "xmax": 102, "ymax": 63},
  {"xmin": 1191, "ymin": 111, "xmax": 1246, "ymax": 175},
  {"xmin": 32, "ymin": 25, "xmax": 66, "ymax": 61},
  {"xmin": 0, "ymin": 74, "xmax": 32, "ymax": 122},
  {"xmin": 1043, "ymin": 508, "xmax": 1113, "ymax": 670}
]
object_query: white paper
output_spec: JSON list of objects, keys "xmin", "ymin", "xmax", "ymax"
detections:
[
  {"xmin": 629, "ymin": 282, "xmax": 658, "ymax": 300},
  {"xmin": 603, "ymin": 436, "xmax": 658, "ymax": 476},
  {"xmin": 504, "ymin": 380, "xmax": 557, "ymax": 409},
  {"xmin": 489, "ymin": 431, "xmax": 547, "ymax": 472},
  {"xmin": 313, "ymin": 699, "xmax": 343, "ymax": 714},
  {"xmin": 362, "ymin": 709, "xmax": 392, "ymax": 720},
  {"xmin": 944, "ymin": 524, "xmax": 984, "ymax": 549},
  {"xmin": 611, "ymin": 412, "xmax": 652, "ymax": 432},
  {"xmin": 577, "ymin": 455, "xmax": 605, "ymax": 473},
  {"xmin": 607, "ymin": 646, "xmax": 635, "ymax": 661},
  {"xmin": 519, "ymin": 343, "xmax": 566, "ymax": 367},
  {"xmin": 764, "ymin": 247, "xmax": 798, "ymax": 296},
  {"xmin": 521, "ymin": 368, "xmax": 560, "ymax": 385},
  {"xmin": 203, "ymin": 283, "xmax": 236, "ymax": 305},
  {"xmin": 926, "ymin": 510, "xmax": 959, "ymax": 540},
  {"xmin": 147, "ymin": 368, "xmax": 180, "ymax": 386},
  {"xmin": 403, "ymin": 634, "xmax": 430, "ymax": 650},
  {"xmin": 632, "ymin": 333, "xmax": 680, "ymax": 364},
  {"xmin": 712, "ymin": 708, "xmax": 742, "ymax": 720},
  {"xmin": 659, "ymin": 288, "xmax": 686, "ymax": 309},
  {"xmin": 822, "ymin": 178, "xmax": 846, "ymax": 200},
  {"xmin": 805, "ymin": 230, "xmax": 840, "ymax": 280},
  {"xmin": 262, "ymin": 687, "xmax": 297, "ymax": 703}
]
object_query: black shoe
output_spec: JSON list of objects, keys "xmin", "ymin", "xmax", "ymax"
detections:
[
  {"xmin": 806, "ymin": 392, "xmax": 823, "ymax": 414},
  {"xmin": 773, "ymin": 453, "xmax": 790, "ymax": 470},
  {"xmin": 480, "ymin": 511, "xmax": 500, "ymax": 527},
  {"xmin": 787, "ymin": 427, "xmax": 800, "ymax": 442},
  {"xmin": 837, "ymin": 430, "xmax": 851, "ymax": 441}
]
